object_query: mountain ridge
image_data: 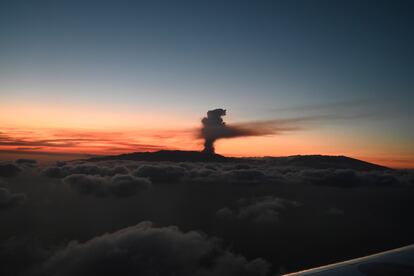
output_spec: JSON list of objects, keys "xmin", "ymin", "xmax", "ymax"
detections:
[{"xmin": 87, "ymin": 150, "xmax": 389, "ymax": 171}]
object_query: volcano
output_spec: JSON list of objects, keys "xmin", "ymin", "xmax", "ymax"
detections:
[{"xmin": 87, "ymin": 150, "xmax": 388, "ymax": 171}]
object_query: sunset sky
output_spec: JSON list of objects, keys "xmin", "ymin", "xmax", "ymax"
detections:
[{"xmin": 1, "ymin": 0, "xmax": 413, "ymax": 168}]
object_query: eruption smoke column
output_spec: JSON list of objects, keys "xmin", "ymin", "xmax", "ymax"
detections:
[
  {"xmin": 201, "ymin": 109, "xmax": 226, "ymax": 154},
  {"xmin": 200, "ymin": 108, "xmax": 304, "ymax": 154}
]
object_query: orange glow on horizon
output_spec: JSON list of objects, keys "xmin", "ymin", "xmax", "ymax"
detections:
[
  {"xmin": 0, "ymin": 127, "xmax": 197, "ymax": 155},
  {"xmin": 1, "ymin": 103, "xmax": 413, "ymax": 168},
  {"xmin": 0, "ymin": 126, "xmax": 413, "ymax": 169}
]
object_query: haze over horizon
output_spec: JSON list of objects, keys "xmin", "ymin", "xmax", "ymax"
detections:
[{"xmin": 1, "ymin": 0, "xmax": 413, "ymax": 168}]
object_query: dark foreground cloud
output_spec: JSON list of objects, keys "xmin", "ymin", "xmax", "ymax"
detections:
[
  {"xmin": 133, "ymin": 164, "xmax": 188, "ymax": 183},
  {"xmin": 326, "ymin": 207, "xmax": 345, "ymax": 216},
  {"xmin": 15, "ymin": 158, "xmax": 38, "ymax": 167},
  {"xmin": 38, "ymin": 221, "xmax": 269, "ymax": 276},
  {"xmin": 43, "ymin": 163, "xmax": 129, "ymax": 178},
  {"xmin": 2, "ymin": 158, "xmax": 414, "ymax": 275},
  {"xmin": 189, "ymin": 167, "xmax": 270, "ymax": 186},
  {"xmin": 287, "ymin": 168, "xmax": 414, "ymax": 188},
  {"xmin": 0, "ymin": 187, "xmax": 25, "ymax": 210},
  {"xmin": 44, "ymin": 160, "xmax": 414, "ymax": 189},
  {"xmin": 0, "ymin": 163, "xmax": 21, "ymax": 177},
  {"xmin": 0, "ymin": 238, "xmax": 51, "ymax": 276},
  {"xmin": 217, "ymin": 196, "xmax": 301, "ymax": 225},
  {"xmin": 63, "ymin": 174, "xmax": 151, "ymax": 198}
]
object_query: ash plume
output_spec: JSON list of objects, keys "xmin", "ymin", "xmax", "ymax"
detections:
[
  {"xmin": 200, "ymin": 108, "xmax": 303, "ymax": 154},
  {"xmin": 201, "ymin": 109, "xmax": 227, "ymax": 154}
]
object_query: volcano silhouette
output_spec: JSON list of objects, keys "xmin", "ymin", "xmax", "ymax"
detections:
[{"xmin": 88, "ymin": 150, "xmax": 388, "ymax": 171}]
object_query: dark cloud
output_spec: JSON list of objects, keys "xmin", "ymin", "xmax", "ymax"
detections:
[
  {"xmin": 39, "ymin": 221, "xmax": 270, "ymax": 276},
  {"xmin": 42, "ymin": 166, "xmax": 66, "ymax": 178},
  {"xmin": 291, "ymin": 169, "xmax": 360, "ymax": 188},
  {"xmin": 43, "ymin": 164, "xmax": 130, "ymax": 178},
  {"xmin": 16, "ymin": 159, "xmax": 38, "ymax": 168},
  {"xmin": 1, "ymin": 158, "xmax": 414, "ymax": 275},
  {"xmin": 108, "ymin": 174, "xmax": 151, "ymax": 197},
  {"xmin": 326, "ymin": 207, "xmax": 344, "ymax": 216},
  {"xmin": 133, "ymin": 164, "xmax": 188, "ymax": 183},
  {"xmin": 286, "ymin": 168, "xmax": 413, "ymax": 188},
  {"xmin": 55, "ymin": 161, "xmax": 67, "ymax": 167},
  {"xmin": 0, "ymin": 238, "xmax": 51, "ymax": 276},
  {"xmin": 15, "ymin": 159, "xmax": 37, "ymax": 165},
  {"xmin": 217, "ymin": 196, "xmax": 301, "ymax": 224},
  {"xmin": 222, "ymin": 169, "xmax": 266, "ymax": 183},
  {"xmin": 205, "ymin": 169, "xmax": 267, "ymax": 186},
  {"xmin": 59, "ymin": 164, "xmax": 103, "ymax": 176},
  {"xmin": 0, "ymin": 163, "xmax": 21, "ymax": 177},
  {"xmin": 188, "ymin": 165, "xmax": 275, "ymax": 186},
  {"xmin": 42, "ymin": 159, "xmax": 412, "ymax": 190},
  {"xmin": 360, "ymin": 171, "xmax": 404, "ymax": 187},
  {"xmin": 63, "ymin": 174, "xmax": 151, "ymax": 198},
  {"xmin": 63, "ymin": 174, "xmax": 108, "ymax": 197},
  {"xmin": 0, "ymin": 187, "xmax": 25, "ymax": 209}
]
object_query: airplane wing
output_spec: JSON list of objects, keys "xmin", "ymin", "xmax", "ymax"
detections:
[{"xmin": 283, "ymin": 244, "xmax": 414, "ymax": 276}]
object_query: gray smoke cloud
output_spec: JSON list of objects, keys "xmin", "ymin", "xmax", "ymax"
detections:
[
  {"xmin": 200, "ymin": 109, "xmax": 303, "ymax": 154},
  {"xmin": 201, "ymin": 109, "xmax": 227, "ymax": 154}
]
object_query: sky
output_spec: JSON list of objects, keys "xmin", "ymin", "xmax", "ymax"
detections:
[{"xmin": 0, "ymin": 0, "xmax": 413, "ymax": 168}]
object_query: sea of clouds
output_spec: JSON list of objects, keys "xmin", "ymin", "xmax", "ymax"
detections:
[{"xmin": 1, "ymin": 158, "xmax": 413, "ymax": 275}]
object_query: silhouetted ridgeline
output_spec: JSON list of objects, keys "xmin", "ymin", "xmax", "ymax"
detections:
[
  {"xmin": 263, "ymin": 155, "xmax": 389, "ymax": 171},
  {"xmin": 88, "ymin": 150, "xmax": 229, "ymax": 162},
  {"xmin": 87, "ymin": 150, "xmax": 388, "ymax": 171}
]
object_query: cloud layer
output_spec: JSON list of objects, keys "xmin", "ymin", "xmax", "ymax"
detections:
[
  {"xmin": 0, "ymin": 163, "xmax": 21, "ymax": 177},
  {"xmin": 63, "ymin": 174, "xmax": 151, "ymax": 198},
  {"xmin": 217, "ymin": 196, "xmax": 301, "ymax": 224},
  {"xmin": 0, "ymin": 157, "xmax": 413, "ymax": 275},
  {"xmin": 0, "ymin": 187, "xmax": 25, "ymax": 210},
  {"xmin": 40, "ymin": 221, "xmax": 269, "ymax": 276}
]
